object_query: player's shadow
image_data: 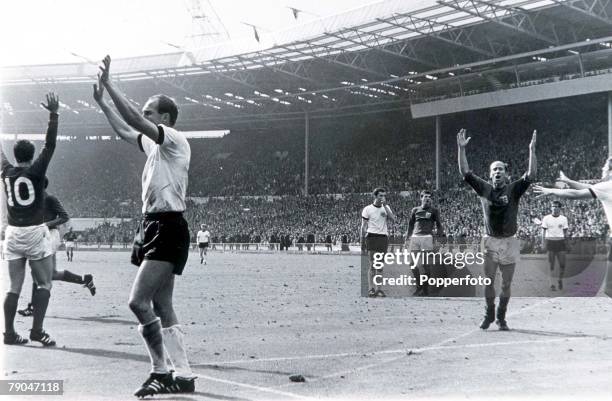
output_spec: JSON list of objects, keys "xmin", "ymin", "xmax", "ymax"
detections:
[
  {"xmin": 194, "ymin": 363, "xmax": 301, "ymax": 377},
  {"xmin": 49, "ymin": 346, "xmax": 149, "ymax": 363},
  {"xmin": 50, "ymin": 347, "xmax": 303, "ymax": 378},
  {"xmin": 47, "ymin": 315, "xmax": 135, "ymax": 325},
  {"xmin": 509, "ymin": 328, "xmax": 598, "ymax": 338},
  {"xmin": 146, "ymin": 394, "xmax": 251, "ymax": 401}
]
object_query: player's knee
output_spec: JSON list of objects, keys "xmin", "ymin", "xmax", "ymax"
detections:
[{"xmin": 128, "ymin": 298, "xmax": 149, "ymax": 316}]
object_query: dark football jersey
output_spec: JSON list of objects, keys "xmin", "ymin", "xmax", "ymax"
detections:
[
  {"xmin": 1, "ymin": 113, "xmax": 58, "ymax": 227},
  {"xmin": 464, "ymin": 171, "xmax": 531, "ymax": 237},
  {"xmin": 44, "ymin": 193, "xmax": 69, "ymax": 229},
  {"xmin": 407, "ymin": 206, "xmax": 442, "ymax": 237},
  {"xmin": 64, "ymin": 231, "xmax": 77, "ymax": 242}
]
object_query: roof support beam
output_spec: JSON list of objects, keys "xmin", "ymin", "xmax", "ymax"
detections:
[
  {"xmin": 379, "ymin": 14, "xmax": 498, "ymax": 58},
  {"xmin": 439, "ymin": 0, "xmax": 560, "ymax": 45},
  {"xmin": 328, "ymin": 28, "xmax": 442, "ymax": 68},
  {"xmin": 551, "ymin": 0, "xmax": 612, "ymax": 26},
  {"xmin": 280, "ymin": 43, "xmax": 392, "ymax": 80}
]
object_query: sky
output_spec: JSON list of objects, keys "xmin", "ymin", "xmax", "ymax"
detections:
[{"xmin": 0, "ymin": 0, "xmax": 384, "ymax": 67}]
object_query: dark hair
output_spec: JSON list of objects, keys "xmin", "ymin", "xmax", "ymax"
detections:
[
  {"xmin": 373, "ymin": 187, "xmax": 386, "ymax": 196},
  {"xmin": 14, "ymin": 140, "xmax": 35, "ymax": 163},
  {"xmin": 552, "ymin": 200, "xmax": 562, "ymax": 207},
  {"xmin": 421, "ymin": 190, "xmax": 432, "ymax": 197},
  {"xmin": 150, "ymin": 94, "xmax": 179, "ymax": 126},
  {"xmin": 44, "ymin": 177, "xmax": 49, "ymax": 189}
]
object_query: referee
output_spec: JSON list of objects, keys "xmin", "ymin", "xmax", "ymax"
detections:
[
  {"xmin": 458, "ymin": 128, "xmax": 536, "ymax": 330},
  {"xmin": 361, "ymin": 187, "xmax": 396, "ymax": 298}
]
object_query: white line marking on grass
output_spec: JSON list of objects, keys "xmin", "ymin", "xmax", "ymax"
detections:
[
  {"xmin": 194, "ymin": 299, "xmax": 558, "ymax": 367},
  {"xmin": 272, "ymin": 298, "xmax": 560, "ymax": 390},
  {"xmin": 194, "ymin": 373, "xmax": 316, "ymax": 400}
]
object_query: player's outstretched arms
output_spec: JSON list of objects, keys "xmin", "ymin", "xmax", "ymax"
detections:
[
  {"xmin": 98, "ymin": 55, "xmax": 160, "ymax": 143},
  {"xmin": 533, "ymin": 185, "xmax": 592, "ymax": 200},
  {"xmin": 526, "ymin": 130, "xmax": 537, "ymax": 181},
  {"xmin": 93, "ymin": 74, "xmax": 139, "ymax": 146},
  {"xmin": 557, "ymin": 171, "xmax": 592, "ymax": 190},
  {"xmin": 457, "ymin": 129, "xmax": 471, "ymax": 176}
]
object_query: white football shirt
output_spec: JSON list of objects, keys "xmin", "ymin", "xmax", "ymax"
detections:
[
  {"xmin": 361, "ymin": 204, "xmax": 392, "ymax": 236},
  {"xmin": 139, "ymin": 125, "xmax": 190, "ymax": 214},
  {"xmin": 541, "ymin": 214, "xmax": 568, "ymax": 239},
  {"xmin": 197, "ymin": 230, "xmax": 210, "ymax": 243},
  {"xmin": 590, "ymin": 180, "xmax": 612, "ymax": 237}
]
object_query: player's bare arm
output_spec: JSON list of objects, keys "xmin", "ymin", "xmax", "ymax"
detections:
[
  {"xmin": 382, "ymin": 200, "xmax": 395, "ymax": 222},
  {"xmin": 457, "ymin": 128, "xmax": 471, "ymax": 176},
  {"xmin": 557, "ymin": 171, "xmax": 592, "ymax": 190},
  {"xmin": 533, "ymin": 185, "xmax": 592, "ymax": 200},
  {"xmin": 527, "ymin": 130, "xmax": 537, "ymax": 181},
  {"xmin": 99, "ymin": 55, "xmax": 161, "ymax": 142},
  {"xmin": 360, "ymin": 219, "xmax": 368, "ymax": 244},
  {"xmin": 93, "ymin": 73, "xmax": 139, "ymax": 146}
]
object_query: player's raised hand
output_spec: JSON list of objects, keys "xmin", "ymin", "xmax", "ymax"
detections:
[
  {"xmin": 532, "ymin": 185, "xmax": 552, "ymax": 198},
  {"xmin": 93, "ymin": 73, "xmax": 105, "ymax": 103},
  {"xmin": 41, "ymin": 92, "xmax": 59, "ymax": 113},
  {"xmin": 457, "ymin": 129, "xmax": 470, "ymax": 147},
  {"xmin": 529, "ymin": 130, "xmax": 537, "ymax": 151},
  {"xmin": 99, "ymin": 55, "xmax": 111, "ymax": 84}
]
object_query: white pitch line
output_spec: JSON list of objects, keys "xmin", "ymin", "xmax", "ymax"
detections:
[
  {"xmin": 191, "ymin": 349, "xmax": 406, "ymax": 366},
  {"xmin": 194, "ymin": 298, "xmax": 557, "ymax": 367},
  {"xmin": 272, "ymin": 298, "xmax": 560, "ymax": 390},
  {"xmin": 194, "ymin": 372, "xmax": 316, "ymax": 400},
  {"xmin": 285, "ymin": 336, "xmax": 594, "ymax": 387},
  {"xmin": 416, "ymin": 336, "xmax": 591, "ymax": 353},
  {"xmin": 191, "ymin": 298, "xmax": 562, "ymax": 399}
]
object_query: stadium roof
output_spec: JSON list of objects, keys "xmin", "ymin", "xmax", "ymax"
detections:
[{"xmin": 2, "ymin": 0, "xmax": 612, "ymax": 130}]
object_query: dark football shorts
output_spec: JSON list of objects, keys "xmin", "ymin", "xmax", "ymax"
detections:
[
  {"xmin": 131, "ymin": 212, "xmax": 190, "ymax": 275},
  {"xmin": 546, "ymin": 239, "xmax": 567, "ymax": 253},
  {"xmin": 366, "ymin": 234, "xmax": 389, "ymax": 254},
  {"xmin": 198, "ymin": 242, "xmax": 209, "ymax": 249}
]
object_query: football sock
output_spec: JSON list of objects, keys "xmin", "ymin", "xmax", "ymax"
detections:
[
  {"xmin": 139, "ymin": 318, "xmax": 168, "ymax": 374},
  {"xmin": 4, "ymin": 292, "xmax": 19, "ymax": 333}
]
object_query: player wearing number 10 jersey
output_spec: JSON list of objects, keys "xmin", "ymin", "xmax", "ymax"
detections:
[{"xmin": 1, "ymin": 93, "xmax": 60, "ymax": 347}]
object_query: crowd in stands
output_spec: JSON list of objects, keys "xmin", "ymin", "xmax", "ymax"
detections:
[
  {"xmin": 77, "ymin": 190, "xmax": 608, "ymax": 253},
  {"xmin": 34, "ymin": 100, "xmax": 610, "ymax": 247}
]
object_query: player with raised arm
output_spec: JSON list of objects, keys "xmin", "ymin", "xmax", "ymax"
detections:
[
  {"xmin": 361, "ymin": 188, "xmax": 396, "ymax": 298},
  {"xmin": 93, "ymin": 55, "xmax": 195, "ymax": 397},
  {"xmin": 534, "ymin": 157, "xmax": 612, "ymax": 296},
  {"xmin": 18, "ymin": 179, "xmax": 96, "ymax": 317},
  {"xmin": 1, "ymin": 93, "xmax": 60, "ymax": 347},
  {"xmin": 458, "ymin": 128, "xmax": 536, "ymax": 331}
]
